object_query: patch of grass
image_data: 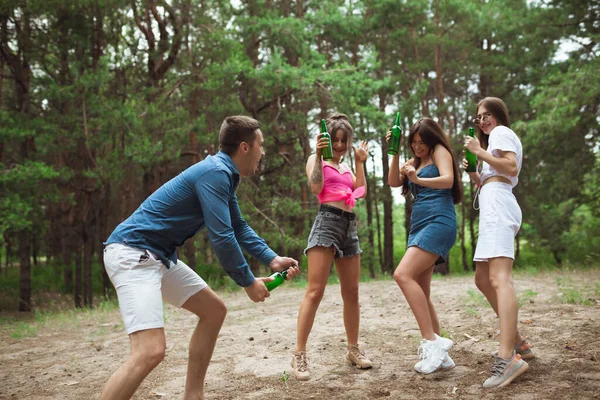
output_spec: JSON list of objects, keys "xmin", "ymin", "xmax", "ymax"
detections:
[
  {"xmin": 439, "ymin": 329, "xmax": 451, "ymax": 340},
  {"xmin": 559, "ymin": 288, "xmax": 597, "ymax": 306},
  {"xmin": 11, "ymin": 322, "xmax": 37, "ymax": 339},
  {"xmin": 466, "ymin": 289, "xmax": 488, "ymax": 307},
  {"xmin": 465, "ymin": 304, "xmax": 479, "ymax": 318},
  {"xmin": 280, "ymin": 370, "xmax": 290, "ymax": 390},
  {"xmin": 556, "ymin": 277, "xmax": 598, "ymax": 306},
  {"xmin": 517, "ymin": 289, "xmax": 539, "ymax": 308},
  {"xmin": 461, "ymin": 288, "xmax": 488, "ymax": 318}
]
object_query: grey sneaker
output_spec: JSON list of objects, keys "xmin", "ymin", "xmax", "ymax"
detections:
[
  {"xmin": 515, "ymin": 339, "xmax": 535, "ymax": 360},
  {"xmin": 291, "ymin": 351, "xmax": 310, "ymax": 381},
  {"xmin": 492, "ymin": 340, "xmax": 535, "ymax": 361},
  {"xmin": 346, "ymin": 344, "xmax": 373, "ymax": 369},
  {"xmin": 483, "ymin": 353, "xmax": 529, "ymax": 388}
]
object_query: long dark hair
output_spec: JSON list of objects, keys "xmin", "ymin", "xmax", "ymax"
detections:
[
  {"xmin": 476, "ymin": 97, "xmax": 510, "ymax": 150},
  {"xmin": 401, "ymin": 118, "xmax": 463, "ymax": 204},
  {"xmin": 325, "ymin": 113, "xmax": 353, "ymax": 159}
]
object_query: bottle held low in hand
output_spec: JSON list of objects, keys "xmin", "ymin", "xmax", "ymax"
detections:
[{"xmin": 265, "ymin": 269, "xmax": 289, "ymax": 291}]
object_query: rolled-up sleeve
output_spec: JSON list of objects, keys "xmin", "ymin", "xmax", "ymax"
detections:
[
  {"xmin": 193, "ymin": 170, "xmax": 255, "ymax": 287},
  {"xmin": 229, "ymin": 194, "xmax": 278, "ymax": 266}
]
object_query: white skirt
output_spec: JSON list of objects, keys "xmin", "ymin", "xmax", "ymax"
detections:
[{"xmin": 473, "ymin": 182, "xmax": 522, "ymax": 262}]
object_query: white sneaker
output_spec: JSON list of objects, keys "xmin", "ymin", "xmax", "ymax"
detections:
[
  {"xmin": 441, "ymin": 353, "xmax": 455, "ymax": 369},
  {"xmin": 435, "ymin": 334, "xmax": 453, "ymax": 351},
  {"xmin": 414, "ymin": 339, "xmax": 447, "ymax": 374}
]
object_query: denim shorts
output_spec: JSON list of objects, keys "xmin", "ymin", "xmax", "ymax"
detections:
[{"xmin": 304, "ymin": 205, "xmax": 362, "ymax": 259}]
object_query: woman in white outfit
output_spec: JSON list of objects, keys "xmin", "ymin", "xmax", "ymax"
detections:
[{"xmin": 464, "ymin": 97, "xmax": 532, "ymax": 389}]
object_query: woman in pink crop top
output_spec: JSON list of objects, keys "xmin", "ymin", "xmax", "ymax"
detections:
[{"xmin": 291, "ymin": 113, "xmax": 371, "ymax": 380}]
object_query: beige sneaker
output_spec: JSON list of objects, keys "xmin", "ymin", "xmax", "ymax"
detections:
[
  {"xmin": 346, "ymin": 344, "xmax": 373, "ymax": 369},
  {"xmin": 291, "ymin": 351, "xmax": 310, "ymax": 381}
]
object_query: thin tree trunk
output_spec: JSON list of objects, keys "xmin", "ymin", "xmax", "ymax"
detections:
[
  {"xmin": 74, "ymin": 243, "xmax": 83, "ymax": 308},
  {"xmin": 184, "ymin": 239, "xmax": 196, "ymax": 272},
  {"xmin": 515, "ymin": 232, "xmax": 521, "ymax": 263},
  {"xmin": 469, "ymin": 181, "xmax": 476, "ymax": 271},
  {"xmin": 364, "ymin": 161, "xmax": 376, "ymax": 278},
  {"xmin": 83, "ymin": 237, "xmax": 93, "ymax": 307},
  {"xmin": 62, "ymin": 232, "xmax": 73, "ymax": 294},
  {"xmin": 461, "ymin": 198, "xmax": 469, "ymax": 271},
  {"xmin": 18, "ymin": 233, "xmax": 31, "ymax": 312}
]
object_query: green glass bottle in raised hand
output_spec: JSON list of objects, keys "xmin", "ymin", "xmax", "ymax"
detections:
[
  {"xmin": 465, "ymin": 127, "xmax": 477, "ymax": 172},
  {"xmin": 319, "ymin": 119, "xmax": 333, "ymax": 161},
  {"xmin": 265, "ymin": 269, "xmax": 289, "ymax": 291},
  {"xmin": 387, "ymin": 112, "xmax": 402, "ymax": 156}
]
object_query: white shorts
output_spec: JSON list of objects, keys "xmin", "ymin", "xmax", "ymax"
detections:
[
  {"xmin": 473, "ymin": 182, "xmax": 522, "ymax": 262},
  {"xmin": 103, "ymin": 243, "xmax": 207, "ymax": 334}
]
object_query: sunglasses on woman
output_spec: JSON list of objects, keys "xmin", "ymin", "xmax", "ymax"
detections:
[{"xmin": 474, "ymin": 113, "xmax": 492, "ymax": 125}]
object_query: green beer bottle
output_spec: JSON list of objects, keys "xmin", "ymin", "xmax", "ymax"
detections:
[
  {"xmin": 465, "ymin": 127, "xmax": 477, "ymax": 172},
  {"xmin": 387, "ymin": 112, "xmax": 402, "ymax": 156},
  {"xmin": 319, "ymin": 119, "xmax": 334, "ymax": 161},
  {"xmin": 265, "ymin": 269, "xmax": 289, "ymax": 291}
]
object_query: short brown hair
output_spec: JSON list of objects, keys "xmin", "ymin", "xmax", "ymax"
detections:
[
  {"xmin": 219, "ymin": 116, "xmax": 261, "ymax": 155},
  {"xmin": 476, "ymin": 97, "xmax": 510, "ymax": 150}
]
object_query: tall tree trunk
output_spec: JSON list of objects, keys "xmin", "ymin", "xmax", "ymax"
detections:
[
  {"xmin": 18, "ymin": 233, "xmax": 31, "ymax": 312},
  {"xmin": 62, "ymin": 231, "xmax": 73, "ymax": 294},
  {"xmin": 461, "ymin": 199, "xmax": 469, "ymax": 271},
  {"xmin": 184, "ymin": 239, "xmax": 196, "ymax": 272},
  {"xmin": 74, "ymin": 244, "xmax": 83, "ymax": 308},
  {"xmin": 379, "ymin": 96, "xmax": 394, "ymax": 275},
  {"xmin": 364, "ymin": 161, "xmax": 376, "ymax": 278},
  {"xmin": 515, "ymin": 232, "xmax": 521, "ymax": 263},
  {"xmin": 468, "ymin": 181, "xmax": 476, "ymax": 270},
  {"xmin": 83, "ymin": 236, "xmax": 93, "ymax": 307}
]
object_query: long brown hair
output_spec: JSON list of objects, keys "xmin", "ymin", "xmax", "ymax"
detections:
[
  {"xmin": 476, "ymin": 97, "xmax": 510, "ymax": 150},
  {"xmin": 401, "ymin": 118, "xmax": 463, "ymax": 204},
  {"xmin": 325, "ymin": 113, "xmax": 353, "ymax": 159}
]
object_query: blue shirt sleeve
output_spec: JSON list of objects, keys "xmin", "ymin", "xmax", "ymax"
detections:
[
  {"xmin": 193, "ymin": 169, "xmax": 256, "ymax": 287},
  {"xmin": 229, "ymin": 194, "xmax": 278, "ymax": 266}
]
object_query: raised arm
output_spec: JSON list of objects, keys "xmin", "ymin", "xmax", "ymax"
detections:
[
  {"xmin": 352, "ymin": 141, "xmax": 368, "ymax": 196},
  {"xmin": 306, "ymin": 154, "xmax": 324, "ymax": 195},
  {"xmin": 385, "ymin": 130, "xmax": 406, "ymax": 188}
]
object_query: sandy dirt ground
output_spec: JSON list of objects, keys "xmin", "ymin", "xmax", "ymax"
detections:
[{"xmin": 1, "ymin": 269, "xmax": 599, "ymax": 400}]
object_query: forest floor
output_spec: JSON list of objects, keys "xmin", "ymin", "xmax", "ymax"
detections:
[{"xmin": 0, "ymin": 269, "xmax": 599, "ymax": 400}]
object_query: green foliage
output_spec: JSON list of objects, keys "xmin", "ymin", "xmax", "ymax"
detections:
[{"xmin": 0, "ymin": 0, "xmax": 598, "ymax": 312}]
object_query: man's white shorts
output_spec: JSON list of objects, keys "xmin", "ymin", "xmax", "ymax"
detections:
[{"xmin": 103, "ymin": 243, "xmax": 207, "ymax": 334}]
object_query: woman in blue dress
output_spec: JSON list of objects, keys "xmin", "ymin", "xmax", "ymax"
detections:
[{"xmin": 387, "ymin": 117, "xmax": 462, "ymax": 374}]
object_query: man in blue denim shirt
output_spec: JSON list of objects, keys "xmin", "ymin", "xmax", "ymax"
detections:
[{"xmin": 100, "ymin": 116, "xmax": 300, "ymax": 400}]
